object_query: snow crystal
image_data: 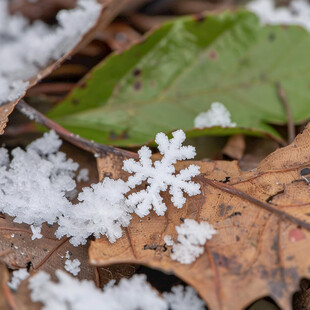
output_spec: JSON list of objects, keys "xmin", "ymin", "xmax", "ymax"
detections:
[
  {"xmin": 64, "ymin": 259, "xmax": 81, "ymax": 276},
  {"xmin": 163, "ymin": 286, "xmax": 205, "ymax": 310},
  {"xmin": 194, "ymin": 102, "xmax": 236, "ymax": 129},
  {"xmin": 0, "ymin": 131, "xmax": 78, "ymax": 232},
  {"xmin": 248, "ymin": 0, "xmax": 310, "ymax": 31},
  {"xmin": 7, "ymin": 269, "xmax": 29, "ymax": 290},
  {"xmin": 56, "ymin": 178, "xmax": 132, "ymax": 246},
  {"xmin": 170, "ymin": 219, "xmax": 217, "ymax": 264},
  {"xmin": 31, "ymin": 225, "xmax": 43, "ymax": 240},
  {"xmin": 0, "ymin": 0, "xmax": 101, "ymax": 105},
  {"xmin": 77, "ymin": 168, "xmax": 89, "ymax": 182},
  {"xmin": 164, "ymin": 235, "xmax": 174, "ymax": 246},
  {"xmin": 123, "ymin": 130, "xmax": 201, "ymax": 217},
  {"xmin": 29, "ymin": 271, "xmax": 167, "ymax": 310}
]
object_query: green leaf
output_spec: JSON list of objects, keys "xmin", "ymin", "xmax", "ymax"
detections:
[{"xmin": 48, "ymin": 10, "xmax": 310, "ymax": 147}]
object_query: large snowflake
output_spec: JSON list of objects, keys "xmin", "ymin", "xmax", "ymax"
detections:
[{"xmin": 123, "ymin": 130, "xmax": 201, "ymax": 217}]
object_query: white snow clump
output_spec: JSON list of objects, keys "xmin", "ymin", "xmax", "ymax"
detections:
[
  {"xmin": 64, "ymin": 258, "xmax": 81, "ymax": 276},
  {"xmin": 123, "ymin": 130, "xmax": 201, "ymax": 217},
  {"xmin": 168, "ymin": 219, "xmax": 217, "ymax": 264},
  {"xmin": 56, "ymin": 178, "xmax": 132, "ymax": 246},
  {"xmin": 29, "ymin": 271, "xmax": 205, "ymax": 310},
  {"xmin": 7, "ymin": 269, "xmax": 29, "ymax": 290},
  {"xmin": 163, "ymin": 286, "xmax": 205, "ymax": 310},
  {"xmin": 0, "ymin": 131, "xmax": 78, "ymax": 238},
  {"xmin": 194, "ymin": 102, "xmax": 236, "ymax": 129},
  {"xmin": 0, "ymin": 0, "xmax": 101, "ymax": 104},
  {"xmin": 248, "ymin": 0, "xmax": 310, "ymax": 31},
  {"xmin": 29, "ymin": 272, "xmax": 168, "ymax": 310}
]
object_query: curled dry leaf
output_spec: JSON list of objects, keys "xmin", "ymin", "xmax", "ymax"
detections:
[
  {"xmin": 90, "ymin": 123, "xmax": 310, "ymax": 310},
  {"xmin": 0, "ymin": 0, "xmax": 130, "ymax": 134}
]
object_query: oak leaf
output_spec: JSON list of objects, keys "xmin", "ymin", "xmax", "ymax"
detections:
[{"xmin": 90, "ymin": 124, "xmax": 310, "ymax": 310}]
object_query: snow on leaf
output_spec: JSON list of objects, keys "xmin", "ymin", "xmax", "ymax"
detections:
[
  {"xmin": 248, "ymin": 0, "xmax": 310, "ymax": 31},
  {"xmin": 194, "ymin": 102, "xmax": 237, "ymax": 129},
  {"xmin": 29, "ymin": 271, "xmax": 168, "ymax": 310},
  {"xmin": 64, "ymin": 259, "xmax": 81, "ymax": 276},
  {"xmin": 169, "ymin": 219, "xmax": 216, "ymax": 264},
  {"xmin": 56, "ymin": 178, "xmax": 132, "ymax": 246},
  {"xmin": 7, "ymin": 268, "xmax": 29, "ymax": 290},
  {"xmin": 0, "ymin": 0, "xmax": 101, "ymax": 105},
  {"xmin": 0, "ymin": 131, "xmax": 78, "ymax": 237},
  {"xmin": 123, "ymin": 130, "xmax": 201, "ymax": 217},
  {"xmin": 163, "ymin": 286, "xmax": 205, "ymax": 310}
]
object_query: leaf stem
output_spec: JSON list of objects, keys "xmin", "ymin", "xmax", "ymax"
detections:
[
  {"xmin": 16, "ymin": 100, "xmax": 137, "ymax": 159},
  {"xmin": 277, "ymin": 82, "xmax": 295, "ymax": 144},
  {"xmin": 201, "ymin": 176, "xmax": 310, "ymax": 230}
]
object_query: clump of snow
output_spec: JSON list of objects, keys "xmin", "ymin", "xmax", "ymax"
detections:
[
  {"xmin": 29, "ymin": 271, "xmax": 168, "ymax": 310},
  {"xmin": 56, "ymin": 178, "xmax": 132, "ymax": 246},
  {"xmin": 0, "ymin": 131, "xmax": 78, "ymax": 238},
  {"xmin": 163, "ymin": 286, "xmax": 205, "ymax": 310},
  {"xmin": 123, "ymin": 130, "xmax": 201, "ymax": 217},
  {"xmin": 64, "ymin": 259, "xmax": 81, "ymax": 276},
  {"xmin": 169, "ymin": 219, "xmax": 217, "ymax": 264},
  {"xmin": 164, "ymin": 235, "xmax": 174, "ymax": 246},
  {"xmin": 0, "ymin": 0, "xmax": 101, "ymax": 105},
  {"xmin": 248, "ymin": 0, "xmax": 310, "ymax": 31},
  {"xmin": 30, "ymin": 225, "xmax": 43, "ymax": 240},
  {"xmin": 7, "ymin": 269, "xmax": 29, "ymax": 290},
  {"xmin": 77, "ymin": 168, "xmax": 89, "ymax": 182},
  {"xmin": 194, "ymin": 102, "xmax": 236, "ymax": 129}
]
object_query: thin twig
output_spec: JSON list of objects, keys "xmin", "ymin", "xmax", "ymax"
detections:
[
  {"xmin": 277, "ymin": 82, "xmax": 295, "ymax": 144},
  {"xmin": 16, "ymin": 100, "xmax": 137, "ymax": 159}
]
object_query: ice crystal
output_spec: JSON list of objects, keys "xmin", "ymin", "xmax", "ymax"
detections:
[
  {"xmin": 170, "ymin": 219, "xmax": 217, "ymax": 264},
  {"xmin": 8, "ymin": 269, "xmax": 29, "ymax": 290},
  {"xmin": 0, "ymin": 131, "xmax": 78, "ymax": 237},
  {"xmin": 194, "ymin": 102, "xmax": 236, "ymax": 129},
  {"xmin": 29, "ymin": 272, "xmax": 167, "ymax": 310},
  {"xmin": 163, "ymin": 286, "xmax": 205, "ymax": 310},
  {"xmin": 56, "ymin": 178, "xmax": 132, "ymax": 246},
  {"xmin": 64, "ymin": 259, "xmax": 81, "ymax": 276},
  {"xmin": 248, "ymin": 0, "xmax": 310, "ymax": 31},
  {"xmin": 123, "ymin": 130, "xmax": 201, "ymax": 217},
  {"xmin": 0, "ymin": 0, "xmax": 101, "ymax": 104}
]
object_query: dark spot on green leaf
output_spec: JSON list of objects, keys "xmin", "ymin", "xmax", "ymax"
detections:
[
  {"xmin": 132, "ymin": 68, "xmax": 142, "ymax": 77},
  {"xmin": 134, "ymin": 81, "xmax": 142, "ymax": 90},
  {"xmin": 268, "ymin": 33, "xmax": 276, "ymax": 42},
  {"xmin": 208, "ymin": 50, "xmax": 218, "ymax": 60},
  {"xmin": 71, "ymin": 98, "xmax": 79, "ymax": 106}
]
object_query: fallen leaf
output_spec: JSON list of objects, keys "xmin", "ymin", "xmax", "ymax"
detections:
[
  {"xmin": 90, "ymin": 123, "xmax": 310, "ymax": 309},
  {"xmin": 0, "ymin": 263, "xmax": 11, "ymax": 310},
  {"xmin": 0, "ymin": 0, "xmax": 131, "ymax": 134},
  {"xmin": 48, "ymin": 10, "xmax": 310, "ymax": 146}
]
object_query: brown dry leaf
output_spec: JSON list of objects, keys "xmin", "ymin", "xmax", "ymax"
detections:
[
  {"xmin": 0, "ymin": 0, "xmax": 131, "ymax": 134},
  {"xmin": 90, "ymin": 124, "xmax": 310, "ymax": 310},
  {"xmin": 0, "ymin": 263, "xmax": 11, "ymax": 310}
]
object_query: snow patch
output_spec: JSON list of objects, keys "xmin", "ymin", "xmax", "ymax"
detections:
[
  {"xmin": 8, "ymin": 269, "xmax": 29, "ymax": 290},
  {"xmin": 29, "ymin": 272, "xmax": 168, "ymax": 310},
  {"xmin": 248, "ymin": 0, "xmax": 310, "ymax": 31},
  {"xmin": 170, "ymin": 219, "xmax": 216, "ymax": 264},
  {"xmin": 194, "ymin": 102, "xmax": 236, "ymax": 129},
  {"xmin": 0, "ymin": 0, "xmax": 101, "ymax": 105},
  {"xmin": 64, "ymin": 259, "xmax": 81, "ymax": 276}
]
